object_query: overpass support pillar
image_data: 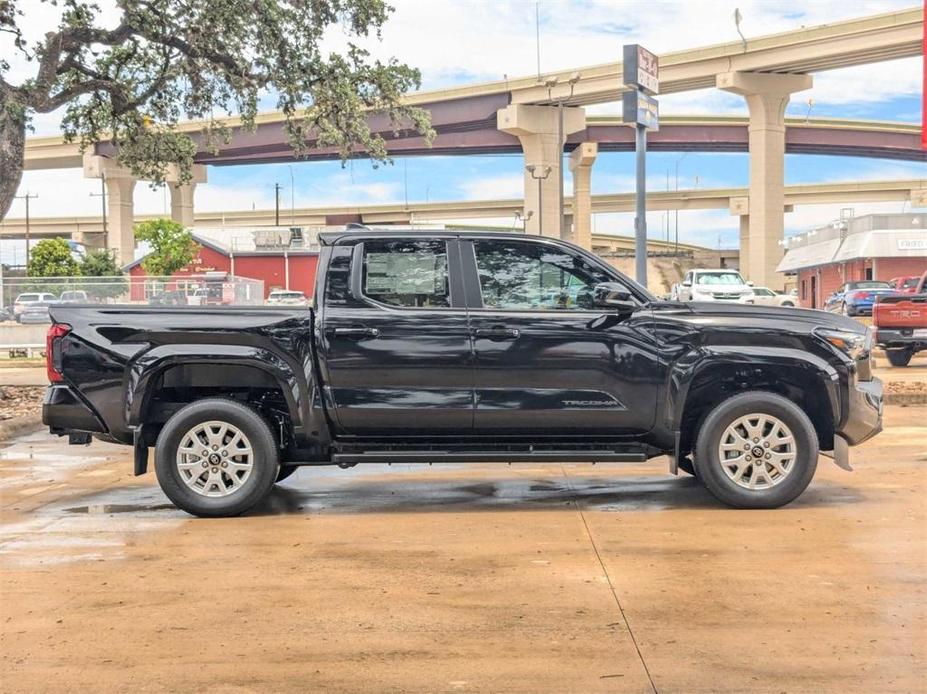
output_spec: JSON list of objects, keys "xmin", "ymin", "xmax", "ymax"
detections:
[
  {"xmin": 166, "ymin": 165, "xmax": 207, "ymax": 227},
  {"xmin": 498, "ymin": 104, "xmax": 586, "ymax": 239},
  {"xmin": 83, "ymin": 154, "xmax": 137, "ymax": 266},
  {"xmin": 569, "ymin": 142, "xmax": 598, "ymax": 250},
  {"xmin": 729, "ymin": 196, "xmax": 750, "ymax": 271},
  {"xmin": 718, "ymin": 71, "xmax": 812, "ymax": 290}
]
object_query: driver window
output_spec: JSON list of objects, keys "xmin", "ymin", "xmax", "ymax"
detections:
[
  {"xmin": 362, "ymin": 239, "xmax": 451, "ymax": 308},
  {"xmin": 473, "ymin": 240, "xmax": 615, "ymax": 311}
]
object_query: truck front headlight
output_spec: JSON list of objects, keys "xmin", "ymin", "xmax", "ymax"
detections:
[{"xmin": 814, "ymin": 327, "xmax": 868, "ymax": 360}]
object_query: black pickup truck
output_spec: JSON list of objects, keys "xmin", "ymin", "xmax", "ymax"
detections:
[{"xmin": 43, "ymin": 230, "xmax": 883, "ymax": 516}]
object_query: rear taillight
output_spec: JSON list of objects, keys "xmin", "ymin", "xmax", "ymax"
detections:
[{"xmin": 46, "ymin": 323, "xmax": 71, "ymax": 383}]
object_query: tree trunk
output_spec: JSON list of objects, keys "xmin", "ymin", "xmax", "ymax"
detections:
[{"xmin": 0, "ymin": 102, "xmax": 27, "ymax": 221}]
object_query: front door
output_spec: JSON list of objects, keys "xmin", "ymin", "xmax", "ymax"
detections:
[
  {"xmin": 318, "ymin": 238, "xmax": 473, "ymax": 436},
  {"xmin": 461, "ymin": 238, "xmax": 660, "ymax": 437}
]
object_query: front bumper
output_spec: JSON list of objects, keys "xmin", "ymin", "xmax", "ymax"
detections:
[
  {"xmin": 839, "ymin": 377, "xmax": 883, "ymax": 446},
  {"xmin": 826, "ymin": 377, "xmax": 883, "ymax": 470},
  {"xmin": 43, "ymin": 384, "xmax": 105, "ymax": 434}
]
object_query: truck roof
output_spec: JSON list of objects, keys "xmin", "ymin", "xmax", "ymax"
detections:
[{"xmin": 319, "ymin": 228, "xmax": 564, "ymax": 246}]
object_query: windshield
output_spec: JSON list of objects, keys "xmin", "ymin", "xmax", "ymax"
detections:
[
  {"xmin": 849, "ymin": 281, "xmax": 891, "ymax": 289},
  {"xmin": 696, "ymin": 272, "xmax": 746, "ymax": 285},
  {"xmin": 16, "ymin": 294, "xmax": 39, "ymax": 302},
  {"xmin": 901, "ymin": 278, "xmax": 919, "ymax": 288}
]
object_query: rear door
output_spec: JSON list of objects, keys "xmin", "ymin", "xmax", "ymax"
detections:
[
  {"xmin": 461, "ymin": 238, "xmax": 660, "ymax": 436},
  {"xmin": 317, "ymin": 237, "xmax": 473, "ymax": 436}
]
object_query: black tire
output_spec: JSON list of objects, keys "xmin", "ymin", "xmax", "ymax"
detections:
[
  {"xmin": 781, "ymin": 301, "xmax": 794, "ymax": 307},
  {"xmin": 885, "ymin": 348, "xmax": 914, "ymax": 367},
  {"xmin": 155, "ymin": 398, "xmax": 279, "ymax": 517},
  {"xmin": 276, "ymin": 465, "xmax": 299, "ymax": 483},
  {"xmin": 694, "ymin": 391, "xmax": 818, "ymax": 509}
]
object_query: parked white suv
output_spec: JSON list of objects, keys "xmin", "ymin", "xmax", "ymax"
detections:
[
  {"xmin": 13, "ymin": 292, "xmax": 57, "ymax": 320},
  {"xmin": 673, "ymin": 269, "xmax": 755, "ymax": 303}
]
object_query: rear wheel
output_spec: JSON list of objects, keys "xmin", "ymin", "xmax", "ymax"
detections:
[
  {"xmin": 155, "ymin": 398, "xmax": 279, "ymax": 517},
  {"xmin": 885, "ymin": 347, "xmax": 914, "ymax": 367},
  {"xmin": 694, "ymin": 392, "xmax": 818, "ymax": 509}
]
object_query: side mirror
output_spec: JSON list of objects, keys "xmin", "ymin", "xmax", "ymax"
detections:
[
  {"xmin": 682, "ymin": 279, "xmax": 692, "ymax": 287},
  {"xmin": 593, "ymin": 283, "xmax": 636, "ymax": 312},
  {"xmin": 747, "ymin": 280, "xmax": 754, "ymax": 286}
]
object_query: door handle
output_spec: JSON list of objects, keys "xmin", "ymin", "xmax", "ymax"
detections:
[
  {"xmin": 475, "ymin": 327, "xmax": 520, "ymax": 340},
  {"xmin": 332, "ymin": 327, "xmax": 380, "ymax": 338}
]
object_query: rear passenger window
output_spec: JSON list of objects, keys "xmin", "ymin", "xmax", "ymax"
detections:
[{"xmin": 362, "ymin": 240, "xmax": 451, "ymax": 308}]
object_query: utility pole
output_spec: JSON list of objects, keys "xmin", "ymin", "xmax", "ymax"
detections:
[
  {"xmin": 14, "ymin": 192, "xmax": 38, "ymax": 267},
  {"xmin": 89, "ymin": 175, "xmax": 107, "ymax": 246},
  {"xmin": 273, "ymin": 183, "xmax": 282, "ymax": 226}
]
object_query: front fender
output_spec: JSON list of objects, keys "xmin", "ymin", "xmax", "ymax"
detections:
[
  {"xmin": 665, "ymin": 345, "xmax": 841, "ymax": 436},
  {"xmin": 125, "ymin": 344, "xmax": 303, "ymax": 430}
]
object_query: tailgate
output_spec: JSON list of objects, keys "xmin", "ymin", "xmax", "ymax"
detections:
[{"xmin": 873, "ymin": 294, "xmax": 927, "ymax": 328}]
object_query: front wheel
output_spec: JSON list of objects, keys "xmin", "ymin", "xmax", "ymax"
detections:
[
  {"xmin": 154, "ymin": 398, "xmax": 279, "ymax": 517},
  {"xmin": 694, "ymin": 392, "xmax": 818, "ymax": 509},
  {"xmin": 885, "ymin": 347, "xmax": 914, "ymax": 367}
]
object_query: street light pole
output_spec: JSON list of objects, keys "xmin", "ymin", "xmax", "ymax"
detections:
[
  {"xmin": 549, "ymin": 73, "xmax": 581, "ymax": 239},
  {"xmin": 673, "ymin": 152, "xmax": 689, "ymax": 256},
  {"xmin": 273, "ymin": 183, "xmax": 281, "ymax": 226},
  {"xmin": 526, "ymin": 164, "xmax": 552, "ymax": 236},
  {"xmin": 14, "ymin": 192, "xmax": 37, "ymax": 267}
]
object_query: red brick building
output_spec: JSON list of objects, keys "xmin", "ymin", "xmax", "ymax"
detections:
[
  {"xmin": 124, "ymin": 231, "xmax": 320, "ymax": 302},
  {"xmin": 777, "ymin": 214, "xmax": 927, "ymax": 309}
]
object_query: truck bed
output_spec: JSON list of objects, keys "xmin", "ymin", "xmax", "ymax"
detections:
[{"xmin": 48, "ymin": 304, "xmax": 314, "ymax": 443}]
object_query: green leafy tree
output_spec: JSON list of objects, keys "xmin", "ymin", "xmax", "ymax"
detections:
[
  {"xmin": 0, "ymin": 1, "xmax": 434, "ymax": 219},
  {"xmin": 79, "ymin": 248, "xmax": 127, "ymax": 300},
  {"xmin": 27, "ymin": 238, "xmax": 80, "ymax": 277},
  {"xmin": 134, "ymin": 218, "xmax": 199, "ymax": 276}
]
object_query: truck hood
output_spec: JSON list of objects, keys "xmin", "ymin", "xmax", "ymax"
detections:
[{"xmin": 651, "ymin": 300, "xmax": 866, "ymax": 334}]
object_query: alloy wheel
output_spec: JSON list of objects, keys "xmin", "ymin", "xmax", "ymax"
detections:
[
  {"xmin": 717, "ymin": 413, "xmax": 796, "ymax": 490},
  {"xmin": 175, "ymin": 421, "xmax": 254, "ymax": 497}
]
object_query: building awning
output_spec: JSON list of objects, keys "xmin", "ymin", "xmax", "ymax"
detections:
[
  {"xmin": 832, "ymin": 228, "xmax": 927, "ymax": 262},
  {"xmin": 776, "ymin": 238, "xmax": 841, "ymax": 273}
]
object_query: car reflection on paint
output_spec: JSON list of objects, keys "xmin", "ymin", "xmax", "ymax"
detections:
[{"xmin": 266, "ymin": 290, "xmax": 310, "ymax": 307}]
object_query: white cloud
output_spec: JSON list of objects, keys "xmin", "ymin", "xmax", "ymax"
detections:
[{"xmin": 457, "ymin": 174, "xmax": 526, "ymax": 200}]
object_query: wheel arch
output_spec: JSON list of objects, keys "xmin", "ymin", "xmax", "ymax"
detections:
[
  {"xmin": 125, "ymin": 345, "xmax": 304, "ymax": 436},
  {"xmin": 668, "ymin": 348, "xmax": 840, "ymax": 458}
]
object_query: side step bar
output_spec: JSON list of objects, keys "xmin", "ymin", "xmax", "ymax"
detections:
[{"xmin": 331, "ymin": 450, "xmax": 648, "ymax": 464}]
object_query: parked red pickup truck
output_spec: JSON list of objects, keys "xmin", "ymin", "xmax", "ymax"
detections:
[{"xmin": 874, "ymin": 271, "xmax": 927, "ymax": 367}]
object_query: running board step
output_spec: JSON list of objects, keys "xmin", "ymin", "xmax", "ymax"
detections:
[{"xmin": 331, "ymin": 450, "xmax": 648, "ymax": 464}]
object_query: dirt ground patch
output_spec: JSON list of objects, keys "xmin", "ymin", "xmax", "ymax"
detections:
[{"xmin": 0, "ymin": 386, "xmax": 43, "ymax": 423}]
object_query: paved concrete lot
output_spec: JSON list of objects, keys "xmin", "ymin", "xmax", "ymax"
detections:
[{"xmin": 1, "ymin": 407, "xmax": 925, "ymax": 693}]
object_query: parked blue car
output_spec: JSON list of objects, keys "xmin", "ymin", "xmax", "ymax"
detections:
[{"xmin": 824, "ymin": 280, "xmax": 895, "ymax": 316}]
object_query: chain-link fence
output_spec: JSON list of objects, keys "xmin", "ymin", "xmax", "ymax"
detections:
[{"xmin": 1, "ymin": 274, "xmax": 265, "ymax": 325}]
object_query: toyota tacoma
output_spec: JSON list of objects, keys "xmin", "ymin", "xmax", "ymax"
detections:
[{"xmin": 43, "ymin": 230, "xmax": 883, "ymax": 516}]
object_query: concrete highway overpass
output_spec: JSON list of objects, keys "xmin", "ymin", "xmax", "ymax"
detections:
[
  {"xmin": 12, "ymin": 5, "xmax": 925, "ymax": 289},
  {"xmin": 3, "ymin": 179, "xmax": 924, "ymax": 239}
]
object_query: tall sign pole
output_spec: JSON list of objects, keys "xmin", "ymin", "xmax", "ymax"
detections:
[{"xmin": 622, "ymin": 45, "xmax": 659, "ymax": 289}]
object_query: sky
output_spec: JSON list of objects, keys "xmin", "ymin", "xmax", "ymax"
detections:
[{"xmin": 2, "ymin": 0, "xmax": 925, "ymax": 261}]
